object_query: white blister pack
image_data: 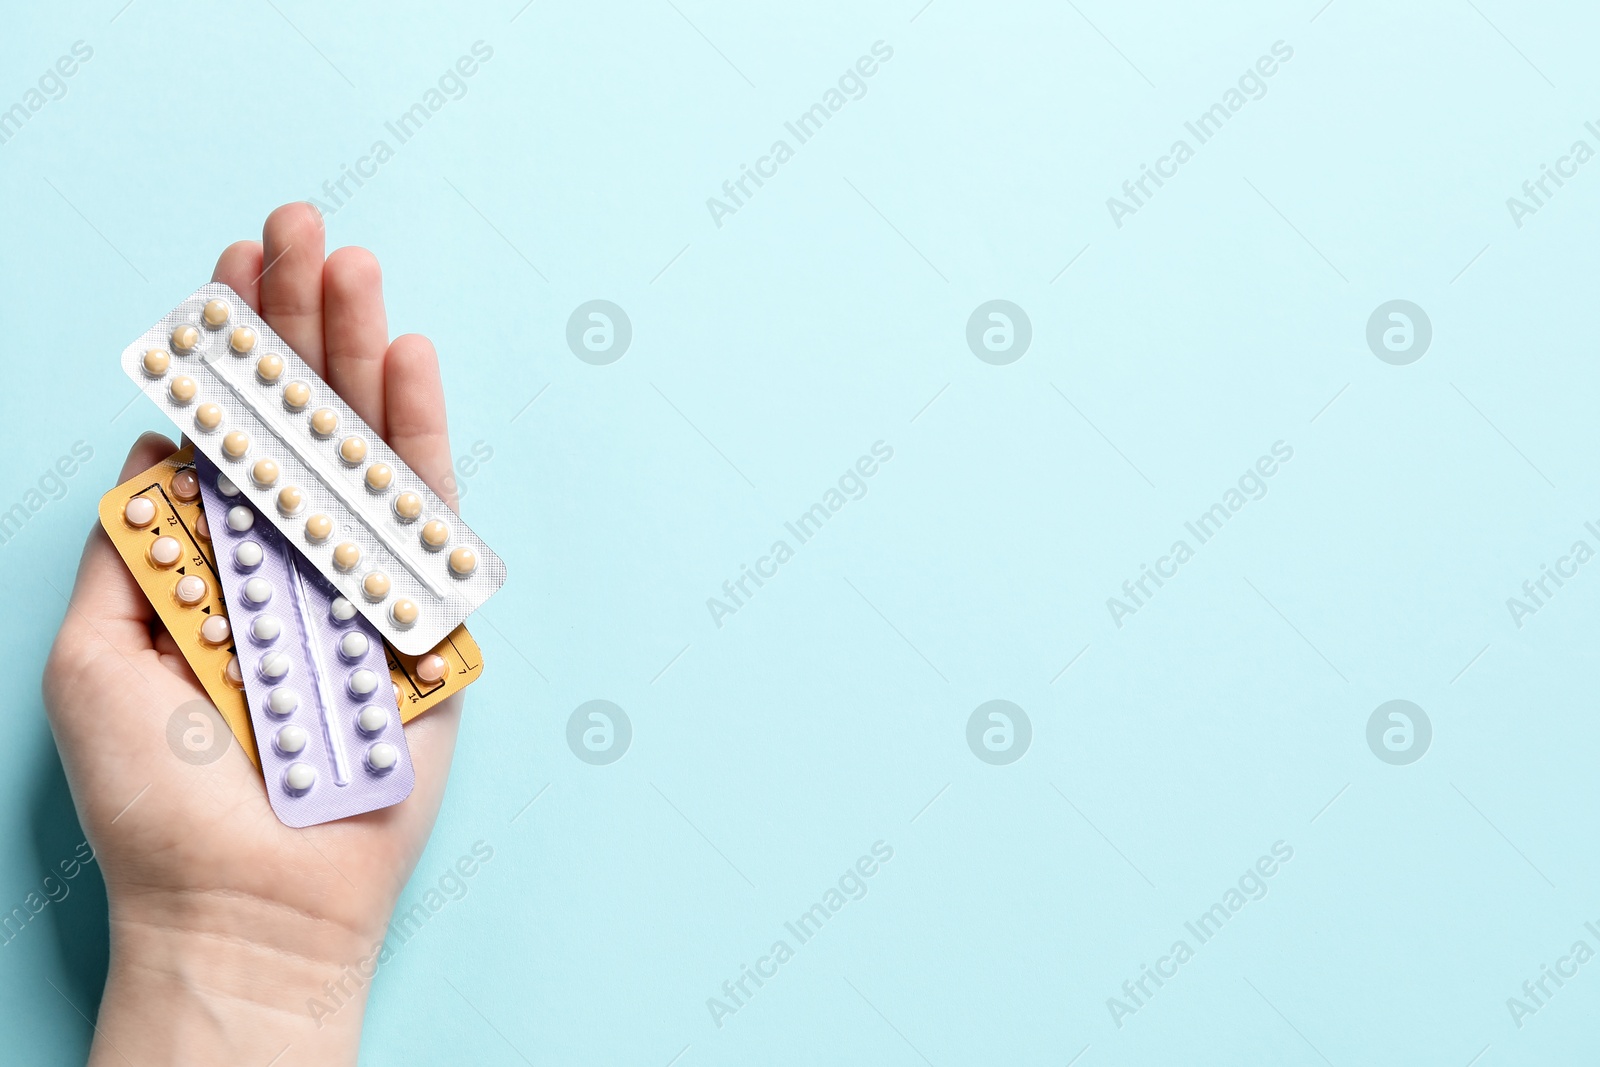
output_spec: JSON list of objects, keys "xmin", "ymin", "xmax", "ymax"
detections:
[{"xmin": 121, "ymin": 283, "xmax": 506, "ymax": 655}]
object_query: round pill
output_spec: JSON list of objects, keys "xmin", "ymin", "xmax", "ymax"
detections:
[
  {"xmin": 332, "ymin": 542, "xmax": 361, "ymax": 571},
  {"xmin": 366, "ymin": 743, "xmax": 398, "ymax": 773},
  {"xmin": 242, "ymin": 577, "xmax": 271, "ymax": 605},
  {"xmin": 176, "ymin": 574, "xmax": 207, "ymax": 606},
  {"xmin": 284, "ymin": 763, "xmax": 316, "ymax": 794},
  {"xmin": 448, "ymin": 547, "xmax": 478, "ymax": 577},
  {"xmin": 194, "ymin": 403, "xmax": 223, "ymax": 432},
  {"xmin": 171, "ymin": 324, "xmax": 200, "ymax": 353},
  {"xmin": 199, "ymin": 615, "xmax": 231, "ymax": 646},
  {"xmin": 305, "ymin": 514, "xmax": 332, "ymax": 543},
  {"xmin": 123, "ymin": 497, "xmax": 156, "ymax": 528},
  {"xmin": 170, "ymin": 469, "xmax": 199, "ymax": 502},
  {"xmin": 251, "ymin": 615, "xmax": 282, "ymax": 643},
  {"xmin": 339, "ymin": 631, "xmax": 370, "ymax": 660},
  {"xmin": 283, "ymin": 381, "xmax": 311, "ymax": 410},
  {"xmin": 276, "ymin": 486, "xmax": 304, "ymax": 515},
  {"xmin": 149, "ymin": 536, "xmax": 181, "ymax": 567},
  {"xmin": 309, "ymin": 408, "xmax": 338, "ymax": 437},
  {"xmin": 216, "ymin": 473, "xmax": 240, "ymax": 497},
  {"xmin": 194, "ymin": 512, "xmax": 210, "ymax": 542},
  {"xmin": 259, "ymin": 651, "xmax": 290, "ymax": 680},
  {"xmin": 224, "ymin": 655, "xmax": 244, "ymax": 688},
  {"xmin": 229, "ymin": 326, "xmax": 257, "ymax": 354},
  {"xmin": 330, "ymin": 596, "xmax": 357, "ymax": 622},
  {"xmin": 420, "ymin": 520, "xmax": 449, "ymax": 549},
  {"xmin": 226, "ymin": 505, "xmax": 254, "ymax": 532},
  {"xmin": 142, "ymin": 348, "xmax": 170, "ymax": 376},
  {"xmin": 416, "ymin": 654, "xmax": 447, "ymax": 685},
  {"xmin": 169, "ymin": 376, "xmax": 197, "ymax": 404},
  {"xmin": 222, "ymin": 431, "xmax": 249, "ymax": 459},
  {"xmin": 348, "ymin": 669, "xmax": 379, "ymax": 696},
  {"xmin": 256, "ymin": 353, "xmax": 285, "ymax": 382},
  {"xmin": 202, "ymin": 299, "xmax": 230, "ymax": 327},
  {"xmin": 267, "ymin": 687, "xmax": 298, "ymax": 717},
  {"xmin": 391, "ymin": 599, "xmax": 419, "ymax": 627},
  {"xmin": 339, "ymin": 436, "xmax": 367, "ymax": 465},
  {"xmin": 251, "ymin": 459, "xmax": 279, "ymax": 487},
  {"xmin": 393, "ymin": 492, "xmax": 422, "ymax": 521},
  {"xmin": 392, "ymin": 682, "xmax": 402, "ymax": 708},
  {"xmin": 234, "ymin": 541, "xmax": 263, "ymax": 569},
  {"xmin": 362, "ymin": 572, "xmax": 391, "ymax": 601},
  {"xmin": 357, "ymin": 705, "xmax": 388, "ymax": 735},
  {"xmin": 365, "ymin": 463, "xmax": 393, "ymax": 492},
  {"xmin": 275, "ymin": 725, "xmax": 308, "ymax": 755}
]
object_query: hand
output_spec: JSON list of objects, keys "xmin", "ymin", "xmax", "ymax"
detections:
[{"xmin": 43, "ymin": 203, "xmax": 463, "ymax": 1066}]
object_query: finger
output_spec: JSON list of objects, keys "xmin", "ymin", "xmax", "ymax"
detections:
[
  {"xmin": 211, "ymin": 240, "xmax": 264, "ymax": 311},
  {"xmin": 64, "ymin": 432, "xmax": 178, "ymax": 640},
  {"xmin": 259, "ymin": 203, "xmax": 328, "ymax": 375},
  {"xmin": 383, "ymin": 335, "xmax": 456, "ymax": 510},
  {"xmin": 323, "ymin": 246, "xmax": 389, "ymax": 437}
]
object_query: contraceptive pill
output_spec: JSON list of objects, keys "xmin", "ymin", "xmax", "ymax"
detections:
[{"xmin": 121, "ymin": 283, "xmax": 505, "ymax": 654}]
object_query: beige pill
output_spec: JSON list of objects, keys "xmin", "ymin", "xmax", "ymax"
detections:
[
  {"xmin": 170, "ymin": 469, "xmax": 200, "ymax": 502},
  {"xmin": 277, "ymin": 486, "xmax": 304, "ymax": 515},
  {"xmin": 222, "ymin": 431, "xmax": 250, "ymax": 459},
  {"xmin": 332, "ymin": 542, "xmax": 361, "ymax": 571},
  {"xmin": 142, "ymin": 348, "xmax": 170, "ymax": 376},
  {"xmin": 365, "ymin": 463, "xmax": 393, "ymax": 492},
  {"xmin": 171, "ymin": 324, "xmax": 200, "ymax": 353},
  {"xmin": 199, "ymin": 615, "xmax": 231, "ymax": 647},
  {"xmin": 420, "ymin": 520, "xmax": 449, "ymax": 549},
  {"xmin": 202, "ymin": 299, "xmax": 230, "ymax": 327},
  {"xmin": 257, "ymin": 354, "xmax": 284, "ymax": 382},
  {"xmin": 310, "ymin": 408, "xmax": 338, "ymax": 437},
  {"xmin": 283, "ymin": 381, "xmax": 311, "ymax": 410},
  {"xmin": 195, "ymin": 402, "xmax": 223, "ymax": 431},
  {"xmin": 169, "ymin": 376, "xmax": 197, "ymax": 404},
  {"xmin": 229, "ymin": 326, "xmax": 257, "ymax": 354},
  {"xmin": 416, "ymin": 653, "xmax": 447, "ymax": 685},
  {"xmin": 194, "ymin": 511, "xmax": 210, "ymax": 542},
  {"xmin": 223, "ymin": 655, "xmax": 244, "ymax": 689},
  {"xmin": 149, "ymin": 535, "xmax": 182, "ymax": 567},
  {"xmin": 252, "ymin": 459, "xmax": 279, "ymax": 487},
  {"xmin": 448, "ymin": 546, "xmax": 478, "ymax": 577},
  {"xmin": 339, "ymin": 436, "xmax": 367, "ymax": 465},
  {"xmin": 362, "ymin": 571, "xmax": 391, "ymax": 601},
  {"xmin": 123, "ymin": 496, "xmax": 156, "ymax": 528},
  {"xmin": 305, "ymin": 514, "xmax": 333, "ymax": 543},
  {"xmin": 391, "ymin": 599, "xmax": 419, "ymax": 626},
  {"xmin": 393, "ymin": 492, "xmax": 422, "ymax": 521},
  {"xmin": 175, "ymin": 574, "xmax": 207, "ymax": 606}
]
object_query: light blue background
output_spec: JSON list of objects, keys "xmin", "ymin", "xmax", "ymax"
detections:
[{"xmin": 2, "ymin": 0, "xmax": 1595, "ymax": 1063}]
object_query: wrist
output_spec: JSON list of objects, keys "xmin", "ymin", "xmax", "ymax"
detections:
[{"xmin": 93, "ymin": 889, "xmax": 388, "ymax": 1067}]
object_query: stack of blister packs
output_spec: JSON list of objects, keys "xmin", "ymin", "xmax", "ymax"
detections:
[{"xmin": 98, "ymin": 284, "xmax": 504, "ymax": 827}]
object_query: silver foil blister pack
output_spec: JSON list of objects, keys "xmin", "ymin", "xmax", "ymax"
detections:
[
  {"xmin": 198, "ymin": 453, "xmax": 415, "ymax": 826},
  {"xmin": 121, "ymin": 282, "xmax": 505, "ymax": 655}
]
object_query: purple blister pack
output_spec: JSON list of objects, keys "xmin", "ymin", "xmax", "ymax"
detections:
[{"xmin": 196, "ymin": 452, "xmax": 415, "ymax": 827}]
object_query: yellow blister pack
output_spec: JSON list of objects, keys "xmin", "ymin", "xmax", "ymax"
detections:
[{"xmin": 99, "ymin": 447, "xmax": 484, "ymax": 768}]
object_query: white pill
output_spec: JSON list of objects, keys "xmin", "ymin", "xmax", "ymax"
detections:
[
  {"xmin": 123, "ymin": 497, "xmax": 157, "ymax": 528},
  {"xmin": 251, "ymin": 615, "xmax": 282, "ymax": 642},
  {"xmin": 275, "ymin": 725, "xmax": 308, "ymax": 755},
  {"xmin": 243, "ymin": 577, "xmax": 272, "ymax": 605},
  {"xmin": 217, "ymin": 473, "xmax": 240, "ymax": 497},
  {"xmin": 330, "ymin": 597, "xmax": 357, "ymax": 622},
  {"xmin": 366, "ymin": 743, "xmax": 398, "ymax": 772},
  {"xmin": 226, "ymin": 505, "xmax": 254, "ymax": 532},
  {"xmin": 356, "ymin": 706, "xmax": 388, "ymax": 735},
  {"xmin": 267, "ymin": 687, "xmax": 299, "ymax": 717},
  {"xmin": 348, "ymin": 669, "xmax": 378, "ymax": 696},
  {"xmin": 234, "ymin": 541, "xmax": 263, "ymax": 569},
  {"xmin": 339, "ymin": 631, "xmax": 370, "ymax": 661},
  {"xmin": 284, "ymin": 763, "xmax": 316, "ymax": 793},
  {"xmin": 259, "ymin": 651, "xmax": 291, "ymax": 680}
]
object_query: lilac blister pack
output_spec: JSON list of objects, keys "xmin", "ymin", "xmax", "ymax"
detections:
[{"xmin": 196, "ymin": 452, "xmax": 415, "ymax": 827}]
